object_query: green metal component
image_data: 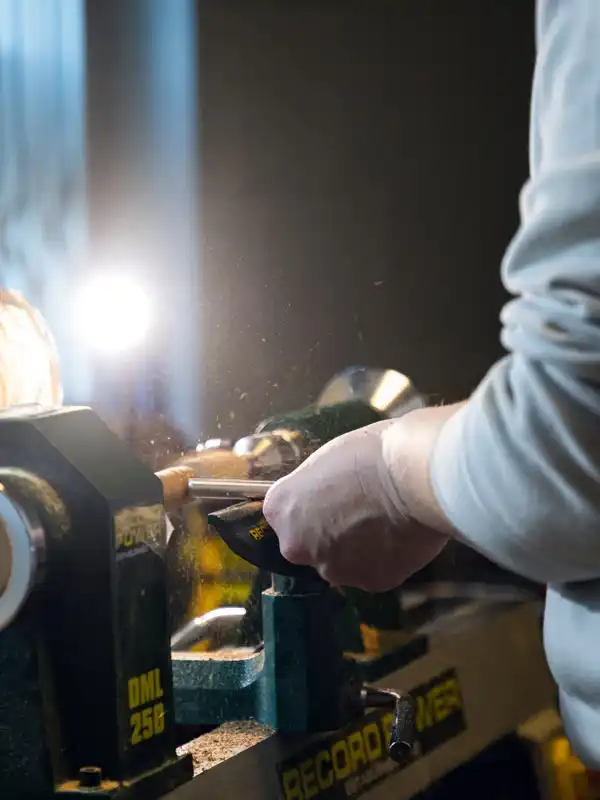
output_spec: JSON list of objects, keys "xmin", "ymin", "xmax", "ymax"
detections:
[
  {"xmin": 255, "ymin": 399, "xmax": 384, "ymax": 445},
  {"xmin": 260, "ymin": 575, "xmax": 360, "ymax": 732},
  {"xmin": 172, "ymin": 580, "xmax": 427, "ymax": 730},
  {"xmin": 173, "ymin": 576, "xmax": 360, "ymax": 731},
  {"xmin": 174, "ymin": 650, "xmax": 264, "ymax": 725}
]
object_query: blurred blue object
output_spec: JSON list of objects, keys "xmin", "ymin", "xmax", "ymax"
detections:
[{"xmin": 0, "ymin": 0, "xmax": 202, "ymax": 440}]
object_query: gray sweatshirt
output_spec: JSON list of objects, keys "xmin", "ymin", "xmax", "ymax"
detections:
[{"xmin": 430, "ymin": 0, "xmax": 600, "ymax": 768}]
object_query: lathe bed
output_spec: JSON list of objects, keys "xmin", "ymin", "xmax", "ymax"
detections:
[{"xmin": 168, "ymin": 599, "xmax": 554, "ymax": 800}]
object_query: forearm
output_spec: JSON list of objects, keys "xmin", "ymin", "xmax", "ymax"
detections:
[
  {"xmin": 384, "ymin": 358, "xmax": 600, "ymax": 585},
  {"xmin": 431, "ymin": 357, "xmax": 600, "ymax": 584},
  {"xmin": 379, "ymin": 2, "xmax": 600, "ymax": 586}
]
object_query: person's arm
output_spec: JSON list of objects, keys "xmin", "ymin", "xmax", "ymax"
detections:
[{"xmin": 384, "ymin": 1, "xmax": 600, "ymax": 585}]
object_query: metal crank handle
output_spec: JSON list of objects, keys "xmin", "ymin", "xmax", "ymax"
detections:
[{"xmin": 361, "ymin": 687, "xmax": 417, "ymax": 765}]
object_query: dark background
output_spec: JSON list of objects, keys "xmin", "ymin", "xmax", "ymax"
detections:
[
  {"xmin": 87, "ymin": 0, "xmax": 535, "ymax": 439},
  {"xmin": 197, "ymin": 0, "xmax": 535, "ymax": 438}
]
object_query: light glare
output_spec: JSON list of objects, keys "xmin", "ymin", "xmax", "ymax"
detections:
[{"xmin": 75, "ymin": 274, "xmax": 151, "ymax": 354}]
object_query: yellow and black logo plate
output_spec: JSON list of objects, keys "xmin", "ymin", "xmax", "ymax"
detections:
[{"xmin": 277, "ymin": 668, "xmax": 466, "ymax": 800}]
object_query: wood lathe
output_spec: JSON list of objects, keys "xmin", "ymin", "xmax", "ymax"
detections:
[{"xmin": 0, "ymin": 369, "xmax": 557, "ymax": 799}]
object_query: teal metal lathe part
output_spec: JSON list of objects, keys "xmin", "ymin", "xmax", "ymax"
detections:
[
  {"xmin": 172, "ymin": 583, "xmax": 428, "ymax": 731},
  {"xmin": 172, "ymin": 583, "xmax": 359, "ymax": 732},
  {"xmin": 260, "ymin": 579, "xmax": 359, "ymax": 732},
  {"xmin": 173, "ymin": 650, "xmax": 264, "ymax": 725}
]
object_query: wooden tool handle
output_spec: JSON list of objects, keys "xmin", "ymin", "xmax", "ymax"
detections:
[
  {"xmin": 157, "ymin": 450, "xmax": 250, "ymax": 508},
  {"xmin": 157, "ymin": 465, "xmax": 195, "ymax": 508}
]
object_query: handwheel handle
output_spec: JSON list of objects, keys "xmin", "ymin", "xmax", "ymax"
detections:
[
  {"xmin": 389, "ymin": 693, "xmax": 417, "ymax": 764},
  {"xmin": 361, "ymin": 687, "xmax": 417, "ymax": 765}
]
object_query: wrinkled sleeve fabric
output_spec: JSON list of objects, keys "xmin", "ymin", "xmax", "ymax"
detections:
[{"xmin": 430, "ymin": 0, "xmax": 600, "ymax": 585}]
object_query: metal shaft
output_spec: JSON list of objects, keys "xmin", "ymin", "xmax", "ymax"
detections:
[{"xmin": 187, "ymin": 478, "xmax": 273, "ymax": 501}]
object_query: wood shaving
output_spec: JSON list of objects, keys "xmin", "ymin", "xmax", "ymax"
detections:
[
  {"xmin": 182, "ymin": 647, "xmax": 258, "ymax": 661},
  {"xmin": 178, "ymin": 720, "xmax": 274, "ymax": 775}
]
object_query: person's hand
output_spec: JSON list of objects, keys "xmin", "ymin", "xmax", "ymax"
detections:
[{"xmin": 262, "ymin": 416, "xmax": 450, "ymax": 591}]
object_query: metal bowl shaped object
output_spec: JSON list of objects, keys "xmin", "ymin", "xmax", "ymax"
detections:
[{"xmin": 316, "ymin": 366, "xmax": 425, "ymax": 418}]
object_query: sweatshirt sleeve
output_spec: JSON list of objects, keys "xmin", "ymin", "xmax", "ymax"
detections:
[{"xmin": 429, "ymin": 0, "xmax": 600, "ymax": 585}]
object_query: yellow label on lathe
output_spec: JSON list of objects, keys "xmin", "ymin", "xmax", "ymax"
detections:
[{"xmin": 128, "ymin": 668, "xmax": 166, "ymax": 746}]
